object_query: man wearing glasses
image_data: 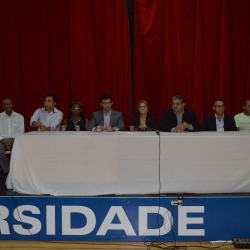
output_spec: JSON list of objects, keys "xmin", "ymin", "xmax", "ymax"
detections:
[
  {"xmin": 89, "ymin": 94, "xmax": 125, "ymax": 132},
  {"xmin": 202, "ymin": 99, "xmax": 236, "ymax": 131},
  {"xmin": 160, "ymin": 95, "xmax": 199, "ymax": 132}
]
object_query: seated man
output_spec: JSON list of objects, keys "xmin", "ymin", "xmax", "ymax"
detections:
[
  {"xmin": 160, "ymin": 95, "xmax": 199, "ymax": 132},
  {"xmin": 234, "ymin": 99, "xmax": 250, "ymax": 131},
  {"xmin": 202, "ymin": 99, "xmax": 236, "ymax": 131},
  {"xmin": 0, "ymin": 98, "xmax": 24, "ymax": 173},
  {"xmin": 89, "ymin": 94, "xmax": 125, "ymax": 131},
  {"xmin": 30, "ymin": 93, "xmax": 63, "ymax": 131}
]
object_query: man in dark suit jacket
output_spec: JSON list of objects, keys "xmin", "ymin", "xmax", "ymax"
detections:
[
  {"xmin": 89, "ymin": 94, "xmax": 125, "ymax": 131},
  {"xmin": 202, "ymin": 100, "xmax": 236, "ymax": 131},
  {"xmin": 160, "ymin": 95, "xmax": 199, "ymax": 132}
]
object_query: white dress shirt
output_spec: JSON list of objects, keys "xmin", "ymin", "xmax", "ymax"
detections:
[
  {"xmin": 30, "ymin": 107, "xmax": 63, "ymax": 131},
  {"xmin": 0, "ymin": 111, "xmax": 25, "ymax": 140},
  {"xmin": 103, "ymin": 111, "xmax": 112, "ymax": 127},
  {"xmin": 215, "ymin": 114, "xmax": 224, "ymax": 132}
]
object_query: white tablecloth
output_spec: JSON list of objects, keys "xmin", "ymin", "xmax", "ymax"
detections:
[{"xmin": 6, "ymin": 131, "xmax": 250, "ymax": 195}]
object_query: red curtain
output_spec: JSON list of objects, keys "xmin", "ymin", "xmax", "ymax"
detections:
[
  {"xmin": 0, "ymin": 0, "xmax": 131, "ymax": 129},
  {"xmin": 1, "ymin": 0, "xmax": 250, "ymax": 128},
  {"xmin": 134, "ymin": 0, "xmax": 250, "ymax": 123}
]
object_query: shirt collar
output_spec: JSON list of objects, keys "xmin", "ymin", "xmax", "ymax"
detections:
[
  {"xmin": 2, "ymin": 111, "xmax": 16, "ymax": 117},
  {"xmin": 215, "ymin": 114, "xmax": 224, "ymax": 120},
  {"xmin": 103, "ymin": 110, "xmax": 112, "ymax": 116},
  {"xmin": 42, "ymin": 107, "xmax": 59, "ymax": 113},
  {"xmin": 174, "ymin": 110, "xmax": 184, "ymax": 116}
]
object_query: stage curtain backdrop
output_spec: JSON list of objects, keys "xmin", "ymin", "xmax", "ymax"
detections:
[
  {"xmin": 134, "ymin": 0, "xmax": 250, "ymax": 123},
  {"xmin": 0, "ymin": 0, "xmax": 131, "ymax": 129}
]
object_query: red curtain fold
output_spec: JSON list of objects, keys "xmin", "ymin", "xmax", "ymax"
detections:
[
  {"xmin": 134, "ymin": 0, "xmax": 250, "ymax": 123},
  {"xmin": 0, "ymin": 0, "xmax": 131, "ymax": 129}
]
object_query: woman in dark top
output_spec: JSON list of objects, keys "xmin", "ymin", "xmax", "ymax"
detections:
[
  {"xmin": 132, "ymin": 100, "xmax": 157, "ymax": 131},
  {"xmin": 64, "ymin": 102, "xmax": 88, "ymax": 131}
]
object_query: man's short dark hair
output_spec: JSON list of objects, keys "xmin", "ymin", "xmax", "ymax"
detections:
[
  {"xmin": 45, "ymin": 93, "xmax": 57, "ymax": 102},
  {"xmin": 213, "ymin": 99, "xmax": 224, "ymax": 105},
  {"xmin": 172, "ymin": 95, "xmax": 185, "ymax": 103},
  {"xmin": 100, "ymin": 94, "xmax": 113, "ymax": 102}
]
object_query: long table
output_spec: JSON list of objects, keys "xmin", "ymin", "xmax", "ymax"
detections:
[{"xmin": 6, "ymin": 131, "xmax": 250, "ymax": 195}]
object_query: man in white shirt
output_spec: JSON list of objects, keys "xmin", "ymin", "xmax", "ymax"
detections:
[
  {"xmin": 234, "ymin": 99, "xmax": 250, "ymax": 131},
  {"xmin": 0, "ymin": 98, "xmax": 24, "ymax": 173},
  {"xmin": 30, "ymin": 94, "xmax": 63, "ymax": 131}
]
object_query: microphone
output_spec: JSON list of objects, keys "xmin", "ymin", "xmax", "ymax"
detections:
[{"xmin": 155, "ymin": 130, "xmax": 160, "ymax": 135}]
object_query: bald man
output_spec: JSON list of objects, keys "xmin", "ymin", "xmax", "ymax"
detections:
[
  {"xmin": 234, "ymin": 100, "xmax": 250, "ymax": 131},
  {"xmin": 0, "ymin": 98, "xmax": 24, "ymax": 173}
]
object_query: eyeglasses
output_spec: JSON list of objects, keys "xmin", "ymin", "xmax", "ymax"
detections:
[
  {"xmin": 102, "ymin": 101, "xmax": 112, "ymax": 105},
  {"xmin": 214, "ymin": 105, "xmax": 224, "ymax": 108}
]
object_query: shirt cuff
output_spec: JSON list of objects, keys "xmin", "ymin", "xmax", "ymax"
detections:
[
  {"xmin": 188, "ymin": 124, "xmax": 194, "ymax": 130},
  {"xmin": 171, "ymin": 127, "xmax": 176, "ymax": 132}
]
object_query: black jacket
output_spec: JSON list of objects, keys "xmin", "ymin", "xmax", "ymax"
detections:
[
  {"xmin": 160, "ymin": 109, "xmax": 199, "ymax": 132},
  {"xmin": 132, "ymin": 114, "xmax": 157, "ymax": 131},
  {"xmin": 202, "ymin": 114, "xmax": 236, "ymax": 131}
]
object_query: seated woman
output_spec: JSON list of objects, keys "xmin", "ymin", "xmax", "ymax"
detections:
[
  {"xmin": 64, "ymin": 102, "xmax": 88, "ymax": 131},
  {"xmin": 132, "ymin": 100, "xmax": 157, "ymax": 131}
]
